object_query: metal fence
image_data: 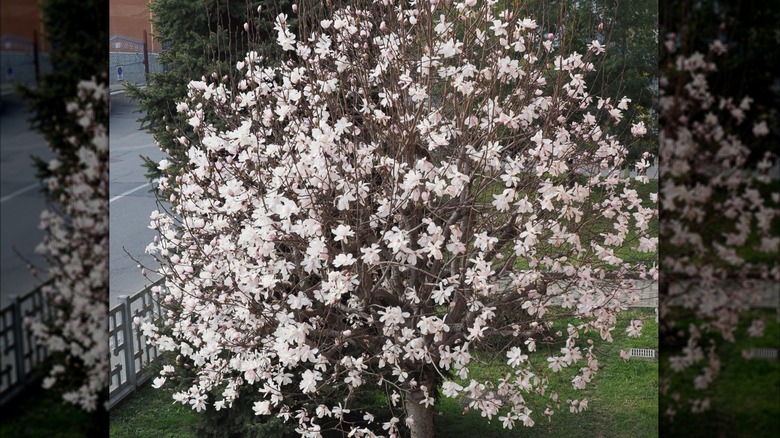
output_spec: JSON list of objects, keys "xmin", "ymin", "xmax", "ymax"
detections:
[
  {"xmin": 0, "ymin": 279, "xmax": 165, "ymax": 410},
  {"xmin": 1, "ymin": 33, "xmax": 51, "ymax": 90},
  {"xmin": 108, "ymin": 279, "xmax": 166, "ymax": 409},
  {"xmin": 0, "ymin": 281, "xmax": 53, "ymax": 407},
  {"xmin": 0, "ymin": 273, "xmax": 775, "ymax": 410},
  {"xmin": 109, "ymin": 34, "xmax": 164, "ymax": 90}
]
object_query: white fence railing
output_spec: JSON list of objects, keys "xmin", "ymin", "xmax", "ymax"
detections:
[
  {"xmin": 0, "ymin": 278, "xmax": 165, "ymax": 410},
  {"xmin": 0, "ymin": 281, "xmax": 52, "ymax": 407},
  {"xmin": 107, "ymin": 279, "xmax": 165, "ymax": 409}
]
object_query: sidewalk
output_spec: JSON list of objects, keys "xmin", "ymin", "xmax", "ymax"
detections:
[
  {"xmin": 1, "ymin": 84, "xmax": 18, "ymax": 112},
  {"xmin": 545, "ymin": 279, "xmax": 658, "ymax": 308},
  {"xmin": 667, "ymin": 279, "xmax": 779, "ymax": 309},
  {"xmin": 542, "ymin": 278, "xmax": 778, "ymax": 310}
]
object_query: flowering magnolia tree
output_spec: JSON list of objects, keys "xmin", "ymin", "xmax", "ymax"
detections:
[
  {"xmin": 28, "ymin": 78, "xmax": 109, "ymax": 412},
  {"xmin": 659, "ymin": 33, "xmax": 779, "ymax": 418},
  {"xmin": 144, "ymin": 1, "xmax": 656, "ymax": 436}
]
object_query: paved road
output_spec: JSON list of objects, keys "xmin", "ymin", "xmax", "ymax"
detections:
[
  {"xmin": 0, "ymin": 95, "xmax": 53, "ymax": 308},
  {"xmin": 109, "ymin": 93, "xmax": 165, "ymax": 306},
  {"xmin": 668, "ymin": 279, "xmax": 779, "ymax": 310}
]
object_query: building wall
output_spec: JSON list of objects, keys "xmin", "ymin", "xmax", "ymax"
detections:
[
  {"xmin": 110, "ymin": 0, "xmax": 161, "ymax": 53},
  {"xmin": 0, "ymin": 0, "xmax": 49, "ymax": 87},
  {"xmin": 0, "ymin": 0, "xmax": 47, "ymax": 48},
  {"xmin": 109, "ymin": 0, "xmax": 162, "ymax": 87}
]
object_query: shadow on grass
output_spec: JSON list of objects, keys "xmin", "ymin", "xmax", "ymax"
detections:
[
  {"xmin": 661, "ymin": 308, "xmax": 780, "ymax": 437},
  {"xmin": 0, "ymin": 384, "xmax": 94, "ymax": 437}
]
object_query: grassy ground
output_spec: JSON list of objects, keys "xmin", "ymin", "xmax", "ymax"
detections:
[
  {"xmin": 506, "ymin": 177, "xmax": 658, "ymax": 271},
  {"xmin": 109, "ymin": 308, "xmax": 659, "ymax": 438},
  {"xmin": 109, "ymin": 380, "xmax": 199, "ymax": 437},
  {"xmin": 0, "ymin": 384, "xmax": 98, "ymax": 437},
  {"xmin": 660, "ymin": 308, "xmax": 780, "ymax": 437},
  {"xmin": 662, "ymin": 177, "xmax": 779, "ymax": 268},
  {"xmin": 435, "ymin": 308, "xmax": 659, "ymax": 438}
]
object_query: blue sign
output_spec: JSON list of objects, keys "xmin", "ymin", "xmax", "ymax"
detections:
[
  {"xmin": 116, "ymin": 65, "xmax": 124, "ymax": 81},
  {"xmin": 5, "ymin": 66, "xmax": 12, "ymax": 79}
]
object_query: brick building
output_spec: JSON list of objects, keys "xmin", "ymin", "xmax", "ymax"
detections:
[
  {"xmin": 1, "ymin": 0, "xmax": 49, "ymax": 87},
  {"xmin": 0, "ymin": 0, "xmax": 46, "ymax": 47},
  {"xmin": 109, "ymin": 0, "xmax": 164, "ymax": 86},
  {"xmin": 110, "ymin": 0, "xmax": 162, "ymax": 53}
]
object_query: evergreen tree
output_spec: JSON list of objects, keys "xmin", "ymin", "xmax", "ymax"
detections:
[
  {"xmin": 20, "ymin": 0, "xmax": 108, "ymax": 186},
  {"xmin": 17, "ymin": 0, "xmax": 109, "ymax": 435},
  {"xmin": 127, "ymin": 0, "xmax": 297, "ymax": 184}
]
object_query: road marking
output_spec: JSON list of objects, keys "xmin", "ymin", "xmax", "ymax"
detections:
[
  {"xmin": 110, "ymin": 182, "xmax": 150, "ymax": 203},
  {"xmin": 0, "ymin": 183, "xmax": 40, "ymax": 203}
]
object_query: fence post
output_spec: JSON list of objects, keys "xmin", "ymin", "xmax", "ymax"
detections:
[
  {"xmin": 120, "ymin": 295, "xmax": 137, "ymax": 390},
  {"xmin": 32, "ymin": 30, "xmax": 40, "ymax": 83},
  {"xmin": 10, "ymin": 296, "xmax": 26, "ymax": 388},
  {"xmin": 143, "ymin": 30, "xmax": 149, "ymax": 82}
]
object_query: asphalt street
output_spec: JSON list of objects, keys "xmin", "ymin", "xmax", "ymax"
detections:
[
  {"xmin": 0, "ymin": 95, "xmax": 53, "ymax": 308},
  {"xmin": 109, "ymin": 92, "xmax": 165, "ymax": 306}
]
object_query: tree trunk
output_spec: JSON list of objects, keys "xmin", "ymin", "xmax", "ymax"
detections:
[{"xmin": 405, "ymin": 387, "xmax": 435, "ymax": 438}]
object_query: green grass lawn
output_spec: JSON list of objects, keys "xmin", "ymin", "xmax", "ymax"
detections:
[
  {"xmin": 0, "ymin": 384, "xmax": 99, "ymax": 437},
  {"xmin": 661, "ymin": 177, "xmax": 779, "ymax": 268},
  {"xmin": 109, "ymin": 380, "xmax": 199, "ymax": 437},
  {"xmin": 435, "ymin": 308, "xmax": 659, "ymax": 438},
  {"xmin": 503, "ymin": 177, "xmax": 658, "ymax": 271},
  {"xmin": 660, "ymin": 308, "xmax": 780, "ymax": 437},
  {"xmin": 109, "ymin": 308, "xmax": 659, "ymax": 438}
]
